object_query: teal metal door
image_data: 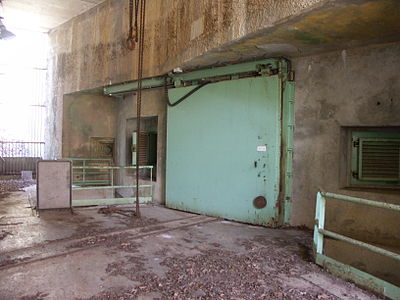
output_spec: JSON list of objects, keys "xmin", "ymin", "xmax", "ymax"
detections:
[{"xmin": 166, "ymin": 75, "xmax": 283, "ymax": 225}]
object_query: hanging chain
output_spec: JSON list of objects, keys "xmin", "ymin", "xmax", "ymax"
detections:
[
  {"xmin": 128, "ymin": 0, "xmax": 133, "ymax": 38},
  {"xmin": 135, "ymin": 0, "xmax": 146, "ymax": 218},
  {"xmin": 127, "ymin": 0, "xmax": 140, "ymax": 50},
  {"xmin": 134, "ymin": 0, "xmax": 139, "ymax": 42}
]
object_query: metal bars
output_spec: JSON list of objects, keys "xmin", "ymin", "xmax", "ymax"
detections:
[
  {"xmin": 68, "ymin": 158, "xmax": 113, "ymax": 186},
  {"xmin": 0, "ymin": 141, "xmax": 44, "ymax": 175},
  {"xmin": 71, "ymin": 165, "xmax": 153, "ymax": 207},
  {"xmin": 314, "ymin": 191, "xmax": 400, "ymax": 299},
  {"xmin": 322, "ymin": 191, "xmax": 400, "ymax": 211},
  {"xmin": 319, "ymin": 228, "xmax": 400, "ymax": 262}
]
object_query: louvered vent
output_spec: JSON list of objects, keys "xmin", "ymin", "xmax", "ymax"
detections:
[
  {"xmin": 359, "ymin": 138, "xmax": 400, "ymax": 181},
  {"xmin": 137, "ymin": 132, "xmax": 149, "ymax": 166},
  {"xmin": 90, "ymin": 137, "xmax": 114, "ymax": 158}
]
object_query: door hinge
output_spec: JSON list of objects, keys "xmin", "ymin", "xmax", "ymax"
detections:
[
  {"xmin": 352, "ymin": 171, "xmax": 359, "ymax": 179},
  {"xmin": 353, "ymin": 139, "xmax": 359, "ymax": 148},
  {"xmin": 256, "ymin": 64, "xmax": 274, "ymax": 76}
]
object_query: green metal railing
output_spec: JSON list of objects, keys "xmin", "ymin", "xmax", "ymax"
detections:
[
  {"xmin": 314, "ymin": 191, "xmax": 400, "ymax": 299},
  {"xmin": 68, "ymin": 158, "xmax": 113, "ymax": 186},
  {"xmin": 71, "ymin": 164, "xmax": 153, "ymax": 207}
]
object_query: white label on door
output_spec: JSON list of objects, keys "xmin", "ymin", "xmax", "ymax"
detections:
[{"xmin": 257, "ymin": 146, "xmax": 267, "ymax": 152}]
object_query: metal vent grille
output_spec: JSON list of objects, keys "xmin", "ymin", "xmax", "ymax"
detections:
[
  {"xmin": 359, "ymin": 138, "xmax": 400, "ymax": 181},
  {"xmin": 137, "ymin": 132, "xmax": 149, "ymax": 166},
  {"xmin": 90, "ymin": 137, "xmax": 114, "ymax": 159}
]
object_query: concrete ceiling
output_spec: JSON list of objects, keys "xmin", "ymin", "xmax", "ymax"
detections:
[
  {"xmin": 185, "ymin": 0, "xmax": 400, "ymax": 69},
  {"xmin": 1, "ymin": 0, "xmax": 105, "ymax": 32}
]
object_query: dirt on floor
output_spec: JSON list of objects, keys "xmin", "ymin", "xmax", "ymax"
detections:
[
  {"xmin": 81, "ymin": 234, "xmax": 378, "ymax": 300},
  {"xmin": 0, "ymin": 189, "xmax": 384, "ymax": 300},
  {"xmin": 0, "ymin": 178, "xmax": 35, "ymax": 199}
]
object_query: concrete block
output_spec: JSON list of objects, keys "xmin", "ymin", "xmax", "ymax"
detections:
[
  {"xmin": 21, "ymin": 171, "xmax": 33, "ymax": 180},
  {"xmin": 37, "ymin": 160, "xmax": 71, "ymax": 210}
]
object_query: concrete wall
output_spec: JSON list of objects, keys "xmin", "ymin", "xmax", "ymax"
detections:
[
  {"xmin": 292, "ymin": 42, "xmax": 400, "ymax": 233},
  {"xmin": 116, "ymin": 88, "xmax": 166, "ymax": 204},
  {"xmin": 62, "ymin": 93, "xmax": 117, "ymax": 158},
  {"xmin": 290, "ymin": 42, "xmax": 400, "ymax": 284},
  {"xmin": 50, "ymin": 0, "xmax": 400, "ymax": 229},
  {"xmin": 46, "ymin": 0, "xmax": 327, "ymax": 159}
]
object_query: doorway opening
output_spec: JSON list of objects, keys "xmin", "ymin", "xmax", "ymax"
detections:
[{"xmin": 126, "ymin": 116, "xmax": 158, "ymax": 181}]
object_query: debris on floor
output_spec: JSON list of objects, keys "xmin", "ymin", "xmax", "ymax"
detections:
[
  {"xmin": 82, "ymin": 233, "xmax": 314, "ymax": 299},
  {"xmin": 0, "ymin": 189, "xmax": 383, "ymax": 300},
  {"xmin": 0, "ymin": 178, "xmax": 35, "ymax": 197},
  {"xmin": 0, "ymin": 230, "xmax": 12, "ymax": 240}
]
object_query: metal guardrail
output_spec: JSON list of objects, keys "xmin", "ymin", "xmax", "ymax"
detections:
[
  {"xmin": 314, "ymin": 191, "xmax": 400, "ymax": 299},
  {"xmin": 67, "ymin": 158, "xmax": 113, "ymax": 186},
  {"xmin": 71, "ymin": 165, "xmax": 153, "ymax": 207},
  {"xmin": 0, "ymin": 141, "xmax": 44, "ymax": 175}
]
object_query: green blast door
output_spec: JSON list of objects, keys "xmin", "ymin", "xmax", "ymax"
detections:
[{"xmin": 166, "ymin": 63, "xmax": 294, "ymax": 226}]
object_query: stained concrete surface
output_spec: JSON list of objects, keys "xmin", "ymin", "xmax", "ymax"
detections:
[
  {"xmin": 46, "ymin": 0, "xmax": 400, "ymax": 160},
  {"xmin": 62, "ymin": 93, "xmax": 117, "ymax": 158},
  {"xmin": 292, "ymin": 42, "xmax": 400, "ymax": 228},
  {"xmin": 291, "ymin": 42, "xmax": 400, "ymax": 282},
  {"xmin": 0, "ymin": 188, "xmax": 383, "ymax": 299}
]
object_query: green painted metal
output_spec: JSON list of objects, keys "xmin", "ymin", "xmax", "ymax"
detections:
[
  {"xmin": 72, "ymin": 180, "xmax": 110, "ymax": 186},
  {"xmin": 73, "ymin": 184, "xmax": 152, "ymax": 191},
  {"xmin": 72, "ymin": 197, "xmax": 152, "ymax": 207},
  {"xmin": 73, "ymin": 165, "xmax": 153, "ymax": 169},
  {"xmin": 171, "ymin": 59, "xmax": 279, "ymax": 86},
  {"xmin": 71, "ymin": 165, "xmax": 153, "ymax": 207},
  {"xmin": 166, "ymin": 70, "xmax": 286, "ymax": 225},
  {"xmin": 316, "ymin": 254, "xmax": 400, "ymax": 300},
  {"xmin": 358, "ymin": 138, "xmax": 400, "ymax": 181},
  {"xmin": 132, "ymin": 132, "xmax": 137, "ymax": 165},
  {"xmin": 67, "ymin": 158, "xmax": 113, "ymax": 161},
  {"xmin": 102, "ymin": 58, "xmax": 293, "ymax": 224},
  {"xmin": 281, "ymin": 79, "xmax": 295, "ymax": 224},
  {"xmin": 351, "ymin": 131, "xmax": 400, "ymax": 187},
  {"xmin": 103, "ymin": 76, "xmax": 169, "ymax": 96},
  {"xmin": 103, "ymin": 58, "xmax": 281, "ymax": 96},
  {"xmin": 322, "ymin": 191, "xmax": 400, "ymax": 211},
  {"xmin": 313, "ymin": 191, "xmax": 400, "ymax": 299},
  {"xmin": 313, "ymin": 191, "xmax": 326, "ymax": 254},
  {"xmin": 319, "ymin": 228, "xmax": 400, "ymax": 261},
  {"xmin": 67, "ymin": 158, "xmax": 113, "ymax": 186}
]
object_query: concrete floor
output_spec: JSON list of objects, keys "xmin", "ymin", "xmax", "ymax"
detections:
[{"xmin": 0, "ymin": 187, "xmax": 382, "ymax": 300}]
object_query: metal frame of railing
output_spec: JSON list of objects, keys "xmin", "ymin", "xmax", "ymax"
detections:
[
  {"xmin": 314, "ymin": 191, "xmax": 400, "ymax": 299},
  {"xmin": 71, "ymin": 165, "xmax": 153, "ymax": 207},
  {"xmin": 0, "ymin": 141, "xmax": 44, "ymax": 175},
  {"xmin": 67, "ymin": 158, "xmax": 113, "ymax": 186}
]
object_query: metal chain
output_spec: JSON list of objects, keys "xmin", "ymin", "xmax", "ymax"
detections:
[
  {"xmin": 135, "ymin": 0, "xmax": 146, "ymax": 218},
  {"xmin": 127, "ymin": 0, "xmax": 140, "ymax": 50},
  {"xmin": 134, "ymin": 0, "xmax": 139, "ymax": 42},
  {"xmin": 128, "ymin": 0, "xmax": 133, "ymax": 37}
]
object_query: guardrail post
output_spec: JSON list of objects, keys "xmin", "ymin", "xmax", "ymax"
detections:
[
  {"xmin": 82, "ymin": 160, "xmax": 86, "ymax": 184},
  {"xmin": 150, "ymin": 167, "xmax": 153, "ymax": 202},
  {"xmin": 313, "ymin": 191, "xmax": 326, "ymax": 255},
  {"xmin": 110, "ymin": 168, "xmax": 114, "ymax": 196}
]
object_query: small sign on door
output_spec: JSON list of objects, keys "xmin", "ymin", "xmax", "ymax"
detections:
[{"xmin": 257, "ymin": 145, "xmax": 267, "ymax": 152}]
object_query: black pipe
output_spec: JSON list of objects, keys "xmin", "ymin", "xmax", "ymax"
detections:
[{"xmin": 164, "ymin": 76, "xmax": 211, "ymax": 107}]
